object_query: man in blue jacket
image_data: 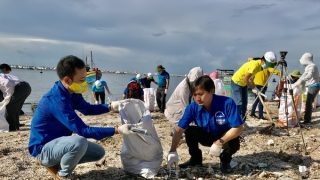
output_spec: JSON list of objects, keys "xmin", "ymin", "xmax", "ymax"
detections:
[
  {"xmin": 167, "ymin": 75, "xmax": 244, "ymax": 173},
  {"xmin": 28, "ymin": 55, "xmax": 133, "ymax": 179}
]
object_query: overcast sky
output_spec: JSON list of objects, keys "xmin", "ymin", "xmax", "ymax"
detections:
[{"xmin": 0, "ymin": 0, "xmax": 319, "ymax": 74}]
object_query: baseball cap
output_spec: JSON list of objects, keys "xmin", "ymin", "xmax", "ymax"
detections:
[
  {"xmin": 147, "ymin": 72, "xmax": 153, "ymax": 79},
  {"xmin": 264, "ymin": 51, "xmax": 277, "ymax": 68},
  {"xmin": 94, "ymin": 80, "xmax": 102, "ymax": 89}
]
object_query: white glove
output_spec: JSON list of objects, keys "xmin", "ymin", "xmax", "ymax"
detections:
[
  {"xmin": 94, "ymin": 100, "xmax": 98, "ymax": 104},
  {"xmin": 252, "ymin": 87, "xmax": 260, "ymax": 95},
  {"xmin": 118, "ymin": 124, "xmax": 134, "ymax": 135},
  {"xmin": 167, "ymin": 152, "xmax": 179, "ymax": 168},
  {"xmin": 164, "ymin": 89, "xmax": 168, "ymax": 94},
  {"xmin": 208, "ymin": 143, "xmax": 222, "ymax": 157}
]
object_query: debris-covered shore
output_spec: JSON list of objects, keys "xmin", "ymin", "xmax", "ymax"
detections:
[{"xmin": 1, "ymin": 102, "xmax": 320, "ymax": 180}]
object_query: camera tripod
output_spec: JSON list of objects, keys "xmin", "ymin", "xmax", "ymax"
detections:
[
  {"xmin": 277, "ymin": 51, "xmax": 307, "ymax": 154},
  {"xmin": 242, "ymin": 51, "xmax": 308, "ymax": 155}
]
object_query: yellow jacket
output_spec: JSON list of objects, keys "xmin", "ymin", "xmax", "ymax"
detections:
[{"xmin": 254, "ymin": 68, "xmax": 280, "ymax": 87}]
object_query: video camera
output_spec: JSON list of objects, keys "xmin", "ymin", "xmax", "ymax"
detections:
[{"xmin": 278, "ymin": 51, "xmax": 288, "ymax": 66}]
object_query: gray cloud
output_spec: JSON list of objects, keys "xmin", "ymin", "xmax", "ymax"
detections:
[
  {"xmin": 0, "ymin": 0, "xmax": 319, "ymax": 75},
  {"xmin": 232, "ymin": 4, "xmax": 276, "ymax": 17},
  {"xmin": 301, "ymin": 26, "xmax": 320, "ymax": 31},
  {"xmin": 152, "ymin": 30, "xmax": 167, "ymax": 37}
]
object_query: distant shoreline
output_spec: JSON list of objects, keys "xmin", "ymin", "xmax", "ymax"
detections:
[{"xmin": 9, "ymin": 66, "xmax": 186, "ymax": 77}]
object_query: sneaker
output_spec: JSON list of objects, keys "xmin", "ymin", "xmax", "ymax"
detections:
[
  {"xmin": 220, "ymin": 162, "xmax": 233, "ymax": 173},
  {"xmin": 250, "ymin": 114, "xmax": 258, "ymax": 118},
  {"xmin": 179, "ymin": 160, "xmax": 202, "ymax": 168},
  {"xmin": 258, "ymin": 116, "xmax": 268, "ymax": 120}
]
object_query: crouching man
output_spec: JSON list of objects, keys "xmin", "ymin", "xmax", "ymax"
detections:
[
  {"xmin": 167, "ymin": 75, "xmax": 244, "ymax": 173},
  {"xmin": 28, "ymin": 55, "xmax": 132, "ymax": 179}
]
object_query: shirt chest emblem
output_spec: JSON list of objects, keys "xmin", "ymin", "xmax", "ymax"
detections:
[{"xmin": 215, "ymin": 111, "xmax": 226, "ymax": 125}]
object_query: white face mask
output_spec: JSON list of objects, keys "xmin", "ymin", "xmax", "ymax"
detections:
[{"xmin": 262, "ymin": 64, "xmax": 267, "ymax": 69}]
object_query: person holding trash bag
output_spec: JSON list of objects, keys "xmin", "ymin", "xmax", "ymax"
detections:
[{"xmin": 28, "ymin": 55, "xmax": 134, "ymax": 179}]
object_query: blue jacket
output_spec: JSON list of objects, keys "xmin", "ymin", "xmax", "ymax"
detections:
[{"xmin": 28, "ymin": 81, "xmax": 115, "ymax": 157}]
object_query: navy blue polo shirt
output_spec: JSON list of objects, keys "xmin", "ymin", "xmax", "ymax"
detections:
[{"xmin": 178, "ymin": 94, "xmax": 243, "ymax": 137}]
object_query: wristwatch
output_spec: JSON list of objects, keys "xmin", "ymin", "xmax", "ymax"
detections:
[{"xmin": 219, "ymin": 139, "xmax": 225, "ymax": 144}]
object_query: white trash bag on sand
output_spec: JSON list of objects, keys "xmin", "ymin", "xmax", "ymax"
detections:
[
  {"xmin": 0, "ymin": 97, "xmax": 10, "ymax": 132},
  {"xmin": 143, "ymin": 88, "xmax": 155, "ymax": 112},
  {"xmin": 116, "ymin": 98, "xmax": 163, "ymax": 179}
]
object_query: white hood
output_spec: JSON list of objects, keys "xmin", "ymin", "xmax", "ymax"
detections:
[
  {"xmin": 187, "ymin": 67, "xmax": 203, "ymax": 82},
  {"xmin": 299, "ymin": 53, "xmax": 314, "ymax": 66}
]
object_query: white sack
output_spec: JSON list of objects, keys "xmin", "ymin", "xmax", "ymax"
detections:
[
  {"xmin": 0, "ymin": 97, "xmax": 10, "ymax": 132},
  {"xmin": 143, "ymin": 88, "xmax": 155, "ymax": 112},
  {"xmin": 117, "ymin": 99, "xmax": 163, "ymax": 179},
  {"xmin": 213, "ymin": 79, "xmax": 227, "ymax": 96},
  {"xmin": 278, "ymin": 83, "xmax": 302, "ymax": 127}
]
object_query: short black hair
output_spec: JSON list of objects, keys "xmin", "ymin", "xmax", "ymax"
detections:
[
  {"xmin": 56, "ymin": 55, "xmax": 85, "ymax": 80},
  {"xmin": 0, "ymin": 64, "xmax": 11, "ymax": 71},
  {"xmin": 252, "ymin": 57, "xmax": 261, "ymax": 60},
  {"xmin": 191, "ymin": 75, "xmax": 215, "ymax": 94}
]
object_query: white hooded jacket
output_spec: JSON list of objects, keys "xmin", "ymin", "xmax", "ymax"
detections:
[
  {"xmin": 164, "ymin": 67, "xmax": 203, "ymax": 124},
  {"xmin": 297, "ymin": 53, "xmax": 320, "ymax": 87}
]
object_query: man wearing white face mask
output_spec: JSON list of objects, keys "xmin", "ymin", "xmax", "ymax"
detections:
[
  {"xmin": 28, "ymin": 55, "xmax": 134, "ymax": 179},
  {"xmin": 292, "ymin": 53, "xmax": 320, "ymax": 124},
  {"xmin": 231, "ymin": 52, "xmax": 277, "ymax": 122}
]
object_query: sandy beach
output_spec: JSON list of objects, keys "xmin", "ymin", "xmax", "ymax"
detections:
[{"xmin": 1, "ymin": 102, "xmax": 320, "ymax": 180}]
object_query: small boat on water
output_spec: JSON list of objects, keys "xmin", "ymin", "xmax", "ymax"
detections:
[{"xmin": 85, "ymin": 51, "xmax": 102, "ymax": 84}]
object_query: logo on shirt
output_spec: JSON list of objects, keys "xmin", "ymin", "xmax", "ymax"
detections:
[{"xmin": 215, "ymin": 111, "xmax": 226, "ymax": 125}]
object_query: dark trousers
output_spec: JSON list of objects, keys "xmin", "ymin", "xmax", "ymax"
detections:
[
  {"xmin": 185, "ymin": 126, "xmax": 240, "ymax": 164},
  {"xmin": 0, "ymin": 82, "xmax": 31, "ymax": 131},
  {"xmin": 95, "ymin": 91, "xmax": 106, "ymax": 104},
  {"xmin": 156, "ymin": 87, "xmax": 166, "ymax": 113},
  {"xmin": 304, "ymin": 86, "xmax": 320, "ymax": 122},
  {"xmin": 231, "ymin": 80, "xmax": 248, "ymax": 121},
  {"xmin": 250, "ymin": 85, "xmax": 267, "ymax": 117}
]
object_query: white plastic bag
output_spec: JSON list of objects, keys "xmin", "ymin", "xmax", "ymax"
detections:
[
  {"xmin": 213, "ymin": 79, "xmax": 226, "ymax": 96},
  {"xmin": 0, "ymin": 97, "xmax": 10, "ymax": 132},
  {"xmin": 117, "ymin": 99, "xmax": 163, "ymax": 179},
  {"xmin": 278, "ymin": 83, "xmax": 302, "ymax": 127},
  {"xmin": 143, "ymin": 88, "xmax": 155, "ymax": 112},
  {"xmin": 106, "ymin": 94, "xmax": 117, "ymax": 104}
]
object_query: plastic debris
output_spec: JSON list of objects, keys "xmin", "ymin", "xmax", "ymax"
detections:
[
  {"xmin": 267, "ymin": 139, "xmax": 274, "ymax": 145},
  {"xmin": 258, "ymin": 163, "xmax": 268, "ymax": 168},
  {"xmin": 299, "ymin": 165, "xmax": 308, "ymax": 176}
]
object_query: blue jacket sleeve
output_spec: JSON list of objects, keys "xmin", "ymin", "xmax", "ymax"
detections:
[
  {"xmin": 178, "ymin": 104, "xmax": 195, "ymax": 129},
  {"xmin": 73, "ymin": 94, "xmax": 110, "ymax": 115},
  {"xmin": 225, "ymin": 98, "xmax": 244, "ymax": 127},
  {"xmin": 51, "ymin": 98, "xmax": 115, "ymax": 139}
]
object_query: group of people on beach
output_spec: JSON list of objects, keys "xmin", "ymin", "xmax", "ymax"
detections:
[{"xmin": 0, "ymin": 51, "xmax": 319, "ymax": 178}]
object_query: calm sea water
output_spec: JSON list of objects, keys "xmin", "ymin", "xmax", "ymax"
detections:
[
  {"xmin": 12, "ymin": 69, "xmax": 184, "ymax": 113},
  {"xmin": 12, "ymin": 69, "xmax": 277, "ymax": 114}
]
